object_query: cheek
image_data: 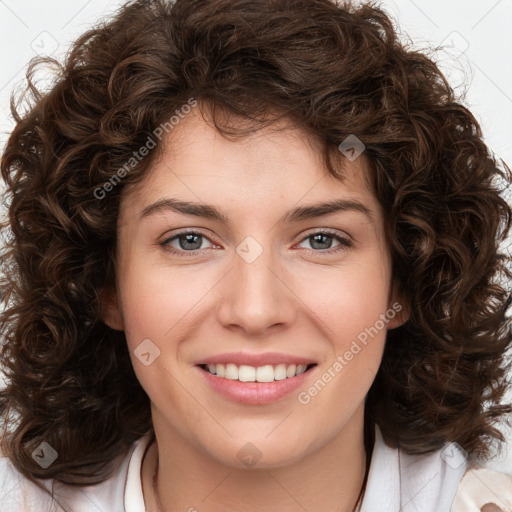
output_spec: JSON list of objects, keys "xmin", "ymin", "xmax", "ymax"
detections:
[
  {"xmin": 119, "ymin": 261, "xmax": 210, "ymax": 349},
  {"xmin": 297, "ymin": 266, "xmax": 391, "ymax": 414},
  {"xmin": 335, "ymin": 289, "xmax": 389, "ymax": 348},
  {"xmin": 303, "ymin": 259, "xmax": 391, "ymax": 341},
  {"xmin": 116, "ymin": 265, "xmax": 193, "ymax": 402}
]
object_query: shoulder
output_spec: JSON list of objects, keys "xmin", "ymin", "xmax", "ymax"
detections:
[
  {"xmin": 0, "ymin": 432, "xmax": 153, "ymax": 512},
  {"xmin": 361, "ymin": 425, "xmax": 469, "ymax": 512},
  {"xmin": 451, "ymin": 466, "xmax": 512, "ymax": 512},
  {"xmin": 398, "ymin": 442, "xmax": 468, "ymax": 511}
]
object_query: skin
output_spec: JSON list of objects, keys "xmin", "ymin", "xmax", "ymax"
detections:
[{"xmin": 101, "ymin": 104, "xmax": 408, "ymax": 512}]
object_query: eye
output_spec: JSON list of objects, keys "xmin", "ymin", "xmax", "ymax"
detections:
[
  {"xmin": 160, "ymin": 230, "xmax": 218, "ymax": 256},
  {"xmin": 296, "ymin": 230, "xmax": 352, "ymax": 253},
  {"xmin": 160, "ymin": 228, "xmax": 352, "ymax": 257}
]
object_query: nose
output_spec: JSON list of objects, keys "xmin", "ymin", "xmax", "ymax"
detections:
[{"xmin": 216, "ymin": 236, "xmax": 297, "ymax": 335}]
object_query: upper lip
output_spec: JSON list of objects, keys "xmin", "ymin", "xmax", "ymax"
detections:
[{"xmin": 196, "ymin": 351, "xmax": 317, "ymax": 367}]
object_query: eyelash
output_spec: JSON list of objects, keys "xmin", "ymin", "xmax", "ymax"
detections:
[{"xmin": 159, "ymin": 228, "xmax": 353, "ymax": 257}]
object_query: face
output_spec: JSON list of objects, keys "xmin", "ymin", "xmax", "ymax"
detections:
[{"xmin": 102, "ymin": 105, "xmax": 406, "ymax": 469}]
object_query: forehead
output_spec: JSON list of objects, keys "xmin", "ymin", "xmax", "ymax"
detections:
[{"xmin": 118, "ymin": 105, "xmax": 379, "ymax": 222}]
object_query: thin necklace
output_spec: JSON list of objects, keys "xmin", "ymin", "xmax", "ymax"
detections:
[{"xmin": 151, "ymin": 451, "xmax": 369, "ymax": 512}]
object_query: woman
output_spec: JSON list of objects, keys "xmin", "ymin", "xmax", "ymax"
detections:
[{"xmin": 0, "ymin": 0, "xmax": 511, "ymax": 510}]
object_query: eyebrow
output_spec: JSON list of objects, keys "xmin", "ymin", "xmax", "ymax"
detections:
[{"xmin": 140, "ymin": 197, "xmax": 374, "ymax": 224}]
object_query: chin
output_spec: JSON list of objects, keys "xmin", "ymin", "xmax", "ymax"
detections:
[{"xmin": 205, "ymin": 436, "xmax": 313, "ymax": 470}]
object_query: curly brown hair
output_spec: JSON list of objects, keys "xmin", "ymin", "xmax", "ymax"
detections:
[{"xmin": 0, "ymin": 0, "xmax": 511, "ymax": 491}]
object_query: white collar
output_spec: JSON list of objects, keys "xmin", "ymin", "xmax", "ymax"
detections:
[
  {"xmin": 124, "ymin": 431, "xmax": 152, "ymax": 512},
  {"xmin": 361, "ymin": 425, "xmax": 467, "ymax": 511}
]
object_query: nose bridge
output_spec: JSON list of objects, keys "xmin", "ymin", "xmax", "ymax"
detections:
[{"xmin": 216, "ymin": 234, "xmax": 296, "ymax": 333}]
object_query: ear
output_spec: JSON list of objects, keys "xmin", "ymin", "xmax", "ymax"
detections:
[
  {"xmin": 387, "ymin": 279, "xmax": 410, "ymax": 329},
  {"xmin": 99, "ymin": 284, "xmax": 125, "ymax": 331}
]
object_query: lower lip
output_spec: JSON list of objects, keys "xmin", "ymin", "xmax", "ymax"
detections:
[{"xmin": 195, "ymin": 365, "xmax": 316, "ymax": 405}]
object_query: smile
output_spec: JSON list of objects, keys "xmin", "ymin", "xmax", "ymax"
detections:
[{"xmin": 196, "ymin": 363, "xmax": 318, "ymax": 404}]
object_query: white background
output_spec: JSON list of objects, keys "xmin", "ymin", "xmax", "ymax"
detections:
[{"xmin": 0, "ymin": 0, "xmax": 511, "ymax": 474}]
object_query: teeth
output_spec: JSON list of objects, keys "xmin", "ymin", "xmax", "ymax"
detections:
[
  {"xmin": 240, "ymin": 365, "xmax": 257, "ymax": 382},
  {"xmin": 286, "ymin": 364, "xmax": 297, "ymax": 378},
  {"xmin": 204, "ymin": 363, "xmax": 310, "ymax": 382},
  {"xmin": 225, "ymin": 363, "xmax": 238, "ymax": 380},
  {"xmin": 296, "ymin": 364, "xmax": 307, "ymax": 375},
  {"xmin": 255, "ymin": 365, "xmax": 273, "ymax": 382},
  {"xmin": 274, "ymin": 364, "xmax": 287, "ymax": 381}
]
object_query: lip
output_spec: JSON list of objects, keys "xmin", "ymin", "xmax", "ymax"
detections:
[
  {"xmin": 195, "ymin": 351, "xmax": 316, "ymax": 367},
  {"xmin": 195, "ymin": 363, "xmax": 318, "ymax": 405}
]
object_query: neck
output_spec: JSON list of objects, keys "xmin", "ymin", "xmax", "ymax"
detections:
[{"xmin": 142, "ymin": 404, "xmax": 372, "ymax": 512}]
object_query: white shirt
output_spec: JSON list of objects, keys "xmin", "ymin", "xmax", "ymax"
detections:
[{"xmin": 1, "ymin": 425, "xmax": 511, "ymax": 512}]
